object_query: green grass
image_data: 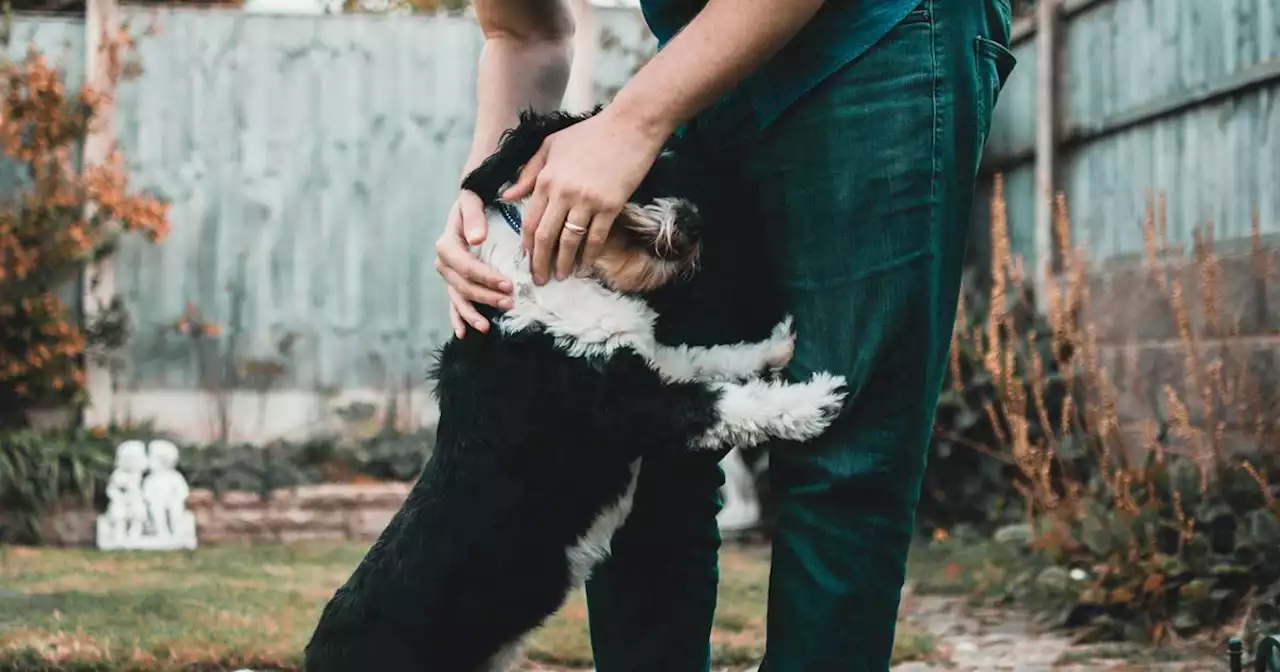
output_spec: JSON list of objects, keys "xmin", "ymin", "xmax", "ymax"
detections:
[
  {"xmin": 904, "ymin": 536, "xmax": 1029, "ymax": 597},
  {"xmin": 0, "ymin": 542, "xmax": 933, "ymax": 671}
]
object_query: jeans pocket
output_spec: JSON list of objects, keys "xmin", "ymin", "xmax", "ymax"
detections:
[{"xmin": 973, "ymin": 35, "xmax": 1018, "ymax": 149}]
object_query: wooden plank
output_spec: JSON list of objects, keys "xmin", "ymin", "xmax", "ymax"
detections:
[
  {"xmin": 1060, "ymin": 57, "xmax": 1280, "ymax": 147},
  {"xmin": 1033, "ymin": 0, "xmax": 1060, "ymax": 288},
  {"xmin": 1011, "ymin": 0, "xmax": 1115, "ymax": 46},
  {"xmin": 80, "ymin": 0, "xmax": 119, "ymax": 428}
]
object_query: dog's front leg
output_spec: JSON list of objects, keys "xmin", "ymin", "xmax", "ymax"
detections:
[
  {"xmin": 692, "ymin": 372, "xmax": 848, "ymax": 450},
  {"xmin": 652, "ymin": 316, "xmax": 795, "ymax": 383}
]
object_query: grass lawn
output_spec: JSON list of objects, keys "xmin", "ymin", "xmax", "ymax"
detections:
[{"xmin": 0, "ymin": 541, "xmax": 933, "ymax": 671}]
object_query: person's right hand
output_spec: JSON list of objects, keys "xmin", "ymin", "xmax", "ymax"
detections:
[{"xmin": 434, "ymin": 189, "xmax": 514, "ymax": 338}]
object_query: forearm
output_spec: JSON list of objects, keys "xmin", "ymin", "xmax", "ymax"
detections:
[
  {"xmin": 462, "ymin": 0, "xmax": 575, "ymax": 178},
  {"xmin": 609, "ymin": 0, "xmax": 826, "ymax": 142}
]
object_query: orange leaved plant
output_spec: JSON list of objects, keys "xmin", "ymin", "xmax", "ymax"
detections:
[{"xmin": 0, "ymin": 34, "xmax": 170, "ymax": 417}]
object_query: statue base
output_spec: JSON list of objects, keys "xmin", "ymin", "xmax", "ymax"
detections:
[{"xmin": 96, "ymin": 515, "xmax": 198, "ymax": 551}]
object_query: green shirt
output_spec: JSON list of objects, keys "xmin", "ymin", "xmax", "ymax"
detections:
[{"xmin": 639, "ymin": 0, "xmax": 922, "ymax": 130}]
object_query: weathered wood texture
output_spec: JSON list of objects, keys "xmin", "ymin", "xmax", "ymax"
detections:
[
  {"xmin": 7, "ymin": 9, "xmax": 484, "ymax": 392},
  {"xmin": 978, "ymin": 0, "xmax": 1280, "ymax": 268}
]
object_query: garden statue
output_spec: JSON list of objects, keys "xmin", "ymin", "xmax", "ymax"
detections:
[
  {"xmin": 96, "ymin": 440, "xmax": 149, "ymax": 547},
  {"xmin": 142, "ymin": 440, "xmax": 197, "ymax": 548},
  {"xmin": 96, "ymin": 439, "xmax": 197, "ymax": 551},
  {"xmin": 717, "ymin": 447, "xmax": 761, "ymax": 535}
]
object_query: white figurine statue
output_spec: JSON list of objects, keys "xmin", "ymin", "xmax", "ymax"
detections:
[
  {"xmin": 96, "ymin": 439, "xmax": 198, "ymax": 551},
  {"xmin": 717, "ymin": 447, "xmax": 761, "ymax": 535},
  {"xmin": 96, "ymin": 440, "xmax": 150, "ymax": 548},
  {"xmin": 141, "ymin": 440, "xmax": 197, "ymax": 548}
]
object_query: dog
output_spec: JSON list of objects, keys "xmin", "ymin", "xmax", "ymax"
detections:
[{"xmin": 302, "ymin": 109, "xmax": 847, "ymax": 672}]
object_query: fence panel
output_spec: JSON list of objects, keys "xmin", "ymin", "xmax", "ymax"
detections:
[
  {"xmin": 981, "ymin": 0, "xmax": 1280, "ymax": 270},
  {"xmin": 21, "ymin": 8, "xmax": 481, "ymax": 393}
]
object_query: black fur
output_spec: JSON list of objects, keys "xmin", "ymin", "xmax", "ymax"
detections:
[
  {"xmin": 303, "ymin": 327, "xmax": 722, "ymax": 671},
  {"xmin": 459, "ymin": 106, "xmax": 701, "ymax": 218},
  {"xmin": 303, "ymin": 108, "xmax": 795, "ymax": 672}
]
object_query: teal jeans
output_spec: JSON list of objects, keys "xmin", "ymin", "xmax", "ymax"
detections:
[{"xmin": 586, "ymin": 1, "xmax": 1016, "ymax": 670}]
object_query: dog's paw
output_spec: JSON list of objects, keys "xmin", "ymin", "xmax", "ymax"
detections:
[
  {"xmin": 762, "ymin": 315, "xmax": 796, "ymax": 371},
  {"xmin": 779, "ymin": 372, "xmax": 847, "ymax": 441}
]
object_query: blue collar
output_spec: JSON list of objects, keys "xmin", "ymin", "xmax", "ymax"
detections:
[{"xmin": 494, "ymin": 201, "xmax": 522, "ymax": 234}]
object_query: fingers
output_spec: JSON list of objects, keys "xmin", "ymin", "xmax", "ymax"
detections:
[
  {"xmin": 435, "ymin": 240, "xmax": 512, "ymax": 294},
  {"xmin": 448, "ymin": 301, "xmax": 466, "ymax": 339},
  {"xmin": 555, "ymin": 208, "xmax": 591, "ymax": 281},
  {"xmin": 434, "ymin": 256, "xmax": 513, "ymax": 308},
  {"xmin": 521, "ymin": 189, "xmax": 548, "ymax": 259},
  {"xmin": 530, "ymin": 200, "xmax": 569, "ymax": 285},
  {"xmin": 457, "ymin": 190, "xmax": 489, "ymax": 245},
  {"xmin": 447, "ymin": 285, "xmax": 489, "ymax": 335},
  {"xmin": 435, "ymin": 190, "xmax": 515, "ymax": 338},
  {"xmin": 578, "ymin": 209, "xmax": 617, "ymax": 270},
  {"xmin": 435, "ymin": 210, "xmax": 513, "ymax": 296},
  {"xmin": 503, "ymin": 147, "xmax": 548, "ymax": 202}
]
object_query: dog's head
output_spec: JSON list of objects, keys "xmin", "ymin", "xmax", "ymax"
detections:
[{"xmin": 461, "ymin": 108, "xmax": 703, "ymax": 293}]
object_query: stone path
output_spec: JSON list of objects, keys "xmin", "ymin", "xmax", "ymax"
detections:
[
  {"xmin": 521, "ymin": 589, "xmax": 1226, "ymax": 672},
  {"xmin": 892, "ymin": 590, "xmax": 1222, "ymax": 671}
]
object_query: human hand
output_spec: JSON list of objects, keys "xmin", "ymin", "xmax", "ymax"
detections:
[
  {"xmin": 433, "ymin": 189, "xmax": 513, "ymax": 338},
  {"xmin": 502, "ymin": 108, "xmax": 668, "ymax": 285}
]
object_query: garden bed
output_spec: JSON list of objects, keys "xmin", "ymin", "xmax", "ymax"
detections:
[{"xmin": 14, "ymin": 483, "xmax": 414, "ymax": 547}]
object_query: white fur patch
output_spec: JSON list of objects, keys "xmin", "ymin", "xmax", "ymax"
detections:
[
  {"xmin": 565, "ymin": 460, "xmax": 641, "ymax": 586},
  {"xmin": 483, "ymin": 641, "xmax": 524, "ymax": 672},
  {"xmin": 476, "ymin": 209, "xmax": 661, "ymax": 362},
  {"xmin": 477, "ymin": 207, "xmax": 800, "ymax": 390},
  {"xmin": 696, "ymin": 373, "xmax": 848, "ymax": 450},
  {"xmin": 653, "ymin": 316, "xmax": 795, "ymax": 383}
]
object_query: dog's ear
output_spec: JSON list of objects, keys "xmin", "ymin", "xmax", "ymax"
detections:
[{"xmin": 460, "ymin": 108, "xmax": 600, "ymax": 204}]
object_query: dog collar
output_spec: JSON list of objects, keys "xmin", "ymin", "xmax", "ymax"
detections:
[{"xmin": 494, "ymin": 201, "xmax": 522, "ymax": 235}]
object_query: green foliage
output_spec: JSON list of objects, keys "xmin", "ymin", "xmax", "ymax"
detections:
[
  {"xmin": 179, "ymin": 430, "xmax": 435, "ymax": 497},
  {"xmin": 925, "ymin": 186, "xmax": 1280, "ymax": 648},
  {"xmin": 920, "ymin": 271, "xmax": 1082, "ymax": 535},
  {"xmin": 1027, "ymin": 454, "xmax": 1280, "ymax": 645},
  {"xmin": 0, "ymin": 423, "xmax": 160, "ymax": 543},
  {"xmin": 0, "ymin": 426, "xmax": 437, "ymax": 544}
]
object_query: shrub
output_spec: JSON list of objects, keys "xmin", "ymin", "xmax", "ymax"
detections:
[
  {"xmin": 178, "ymin": 430, "xmax": 436, "ymax": 496},
  {"xmin": 0, "ymin": 422, "xmax": 162, "ymax": 543},
  {"xmin": 955, "ymin": 176, "xmax": 1280, "ymax": 650},
  {"xmin": 921, "ymin": 266, "xmax": 1074, "ymax": 535},
  {"xmin": 0, "ymin": 31, "xmax": 170, "ymax": 422}
]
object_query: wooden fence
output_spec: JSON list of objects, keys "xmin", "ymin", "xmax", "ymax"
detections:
[
  {"xmin": 16, "ymin": 0, "xmax": 1272, "ymax": 441},
  {"xmin": 4, "ymin": 2, "xmax": 649, "ymax": 442},
  {"xmin": 975, "ymin": 0, "xmax": 1280, "ymax": 280}
]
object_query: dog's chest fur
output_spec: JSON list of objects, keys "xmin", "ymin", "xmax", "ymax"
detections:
[{"xmin": 472, "ymin": 213, "xmax": 656, "ymax": 581}]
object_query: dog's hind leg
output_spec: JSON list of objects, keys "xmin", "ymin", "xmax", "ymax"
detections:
[
  {"xmin": 652, "ymin": 316, "xmax": 795, "ymax": 383},
  {"xmin": 692, "ymin": 373, "xmax": 847, "ymax": 450},
  {"xmin": 483, "ymin": 639, "xmax": 525, "ymax": 672}
]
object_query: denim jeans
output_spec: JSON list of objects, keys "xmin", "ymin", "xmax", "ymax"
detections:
[{"xmin": 585, "ymin": 1, "xmax": 1016, "ymax": 669}]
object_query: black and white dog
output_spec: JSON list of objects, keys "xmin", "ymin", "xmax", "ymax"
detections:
[{"xmin": 302, "ymin": 109, "xmax": 846, "ymax": 672}]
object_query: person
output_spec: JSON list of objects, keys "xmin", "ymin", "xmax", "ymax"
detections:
[{"xmin": 433, "ymin": 0, "xmax": 1016, "ymax": 669}]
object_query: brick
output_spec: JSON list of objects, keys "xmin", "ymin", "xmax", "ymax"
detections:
[
  {"xmin": 1086, "ymin": 246, "xmax": 1280, "ymax": 345},
  {"xmin": 24, "ymin": 483, "xmax": 411, "ymax": 547}
]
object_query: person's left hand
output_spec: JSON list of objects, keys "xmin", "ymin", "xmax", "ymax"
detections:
[{"xmin": 501, "ymin": 108, "xmax": 668, "ymax": 285}]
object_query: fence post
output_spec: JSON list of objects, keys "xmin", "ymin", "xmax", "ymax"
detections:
[
  {"xmin": 80, "ymin": 0, "xmax": 121, "ymax": 429},
  {"xmin": 1033, "ymin": 0, "xmax": 1060, "ymax": 290}
]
